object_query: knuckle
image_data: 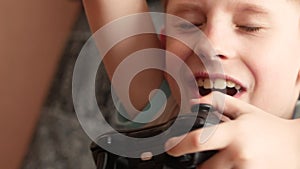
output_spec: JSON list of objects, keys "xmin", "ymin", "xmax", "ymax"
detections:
[
  {"xmin": 235, "ymin": 149, "xmax": 252, "ymax": 162},
  {"xmin": 190, "ymin": 132, "xmax": 202, "ymax": 149}
]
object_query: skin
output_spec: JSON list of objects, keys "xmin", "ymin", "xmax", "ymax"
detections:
[
  {"xmin": 83, "ymin": 0, "xmax": 300, "ymax": 168},
  {"xmin": 165, "ymin": 0, "xmax": 300, "ymax": 118},
  {"xmin": 83, "ymin": 0, "xmax": 164, "ymax": 117},
  {"xmin": 164, "ymin": 0, "xmax": 300, "ymax": 168}
]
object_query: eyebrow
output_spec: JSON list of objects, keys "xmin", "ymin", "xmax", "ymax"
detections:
[
  {"xmin": 168, "ymin": 1, "xmax": 270, "ymax": 16},
  {"xmin": 236, "ymin": 3, "xmax": 270, "ymax": 15},
  {"xmin": 167, "ymin": 2, "xmax": 202, "ymax": 14}
]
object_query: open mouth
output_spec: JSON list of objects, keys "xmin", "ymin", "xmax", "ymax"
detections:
[{"xmin": 197, "ymin": 77, "xmax": 245, "ymax": 97}]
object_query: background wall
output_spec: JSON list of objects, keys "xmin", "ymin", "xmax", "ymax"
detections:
[{"xmin": 20, "ymin": 12, "xmax": 96, "ymax": 169}]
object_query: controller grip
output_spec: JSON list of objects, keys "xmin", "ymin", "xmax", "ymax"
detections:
[
  {"xmin": 164, "ymin": 104, "xmax": 220, "ymax": 169},
  {"xmin": 90, "ymin": 104, "xmax": 220, "ymax": 169},
  {"xmin": 165, "ymin": 150, "xmax": 217, "ymax": 169}
]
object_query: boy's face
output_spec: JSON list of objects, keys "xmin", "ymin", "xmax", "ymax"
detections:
[{"xmin": 164, "ymin": 0, "xmax": 300, "ymax": 118}]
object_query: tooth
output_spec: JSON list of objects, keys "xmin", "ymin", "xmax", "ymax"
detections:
[
  {"xmin": 235, "ymin": 85, "xmax": 241, "ymax": 90},
  {"xmin": 226, "ymin": 81, "xmax": 236, "ymax": 88},
  {"xmin": 203, "ymin": 79, "xmax": 213, "ymax": 89},
  {"xmin": 197, "ymin": 79, "xmax": 204, "ymax": 87},
  {"xmin": 214, "ymin": 79, "xmax": 226, "ymax": 89}
]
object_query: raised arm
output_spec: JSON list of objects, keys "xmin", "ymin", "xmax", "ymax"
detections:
[{"xmin": 82, "ymin": 0, "xmax": 164, "ymax": 116}]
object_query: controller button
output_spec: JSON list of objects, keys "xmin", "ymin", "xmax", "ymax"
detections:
[{"xmin": 106, "ymin": 136, "xmax": 112, "ymax": 144}]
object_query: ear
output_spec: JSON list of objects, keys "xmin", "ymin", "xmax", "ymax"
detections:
[{"xmin": 159, "ymin": 27, "xmax": 166, "ymax": 49}]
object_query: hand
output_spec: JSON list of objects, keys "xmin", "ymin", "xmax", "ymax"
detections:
[{"xmin": 165, "ymin": 92, "xmax": 300, "ymax": 169}]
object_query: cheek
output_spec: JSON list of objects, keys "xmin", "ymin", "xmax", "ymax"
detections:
[
  {"xmin": 166, "ymin": 38, "xmax": 193, "ymax": 61},
  {"xmin": 245, "ymin": 46, "xmax": 299, "ymax": 117}
]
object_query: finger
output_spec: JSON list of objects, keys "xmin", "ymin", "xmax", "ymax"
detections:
[
  {"xmin": 191, "ymin": 91, "xmax": 257, "ymax": 119},
  {"xmin": 198, "ymin": 149, "xmax": 234, "ymax": 169},
  {"xmin": 166, "ymin": 121, "xmax": 236, "ymax": 156}
]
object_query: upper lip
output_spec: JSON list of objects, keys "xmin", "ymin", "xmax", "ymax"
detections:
[{"xmin": 194, "ymin": 72, "xmax": 247, "ymax": 90}]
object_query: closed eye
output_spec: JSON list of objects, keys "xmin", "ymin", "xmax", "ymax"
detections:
[
  {"xmin": 177, "ymin": 22, "xmax": 204, "ymax": 30},
  {"xmin": 237, "ymin": 25, "xmax": 262, "ymax": 32}
]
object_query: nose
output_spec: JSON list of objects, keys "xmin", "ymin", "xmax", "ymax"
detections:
[
  {"xmin": 200, "ymin": 16, "xmax": 235, "ymax": 60},
  {"xmin": 215, "ymin": 54, "xmax": 226, "ymax": 59}
]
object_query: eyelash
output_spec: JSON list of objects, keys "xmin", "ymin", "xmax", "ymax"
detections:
[
  {"xmin": 177, "ymin": 23, "xmax": 263, "ymax": 34},
  {"xmin": 177, "ymin": 23, "xmax": 203, "ymax": 30},
  {"xmin": 237, "ymin": 25, "xmax": 262, "ymax": 32}
]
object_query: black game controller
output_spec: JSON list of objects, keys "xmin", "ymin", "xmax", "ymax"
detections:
[{"xmin": 90, "ymin": 104, "xmax": 220, "ymax": 169}]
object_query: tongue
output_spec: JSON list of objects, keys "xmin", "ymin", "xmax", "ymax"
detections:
[{"xmin": 199, "ymin": 87, "xmax": 238, "ymax": 96}]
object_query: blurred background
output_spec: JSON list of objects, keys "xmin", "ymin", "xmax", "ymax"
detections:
[{"xmin": 0, "ymin": 1, "xmax": 162, "ymax": 169}]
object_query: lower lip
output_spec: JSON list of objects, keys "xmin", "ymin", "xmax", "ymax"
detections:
[{"xmin": 234, "ymin": 90, "xmax": 245, "ymax": 98}]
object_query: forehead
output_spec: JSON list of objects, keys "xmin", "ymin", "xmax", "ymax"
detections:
[{"xmin": 166, "ymin": 0, "xmax": 295, "ymax": 14}]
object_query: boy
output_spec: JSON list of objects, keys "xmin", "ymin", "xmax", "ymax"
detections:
[{"xmin": 83, "ymin": 0, "xmax": 300, "ymax": 168}]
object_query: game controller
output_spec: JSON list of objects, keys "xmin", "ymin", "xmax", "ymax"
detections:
[{"xmin": 90, "ymin": 104, "xmax": 220, "ymax": 169}]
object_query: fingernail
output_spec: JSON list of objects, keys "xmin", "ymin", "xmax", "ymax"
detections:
[{"xmin": 190, "ymin": 98, "xmax": 200, "ymax": 105}]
